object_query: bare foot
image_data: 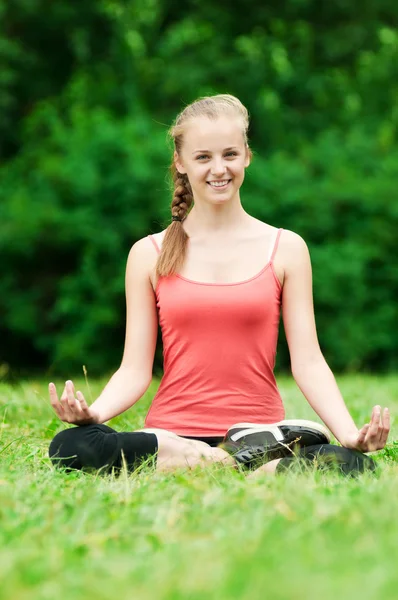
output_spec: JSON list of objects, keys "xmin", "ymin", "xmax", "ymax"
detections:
[
  {"xmin": 246, "ymin": 458, "xmax": 282, "ymax": 479},
  {"xmin": 155, "ymin": 433, "xmax": 236, "ymax": 472}
]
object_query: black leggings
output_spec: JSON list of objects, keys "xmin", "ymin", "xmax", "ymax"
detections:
[
  {"xmin": 276, "ymin": 444, "xmax": 377, "ymax": 476},
  {"xmin": 49, "ymin": 424, "xmax": 376, "ymax": 476},
  {"xmin": 49, "ymin": 424, "xmax": 158, "ymax": 474}
]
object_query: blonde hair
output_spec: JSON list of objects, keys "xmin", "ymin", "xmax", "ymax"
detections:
[{"xmin": 156, "ymin": 94, "xmax": 251, "ymax": 278}]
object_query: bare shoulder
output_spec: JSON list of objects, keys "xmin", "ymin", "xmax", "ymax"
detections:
[
  {"xmin": 128, "ymin": 230, "xmax": 166, "ymax": 261},
  {"xmin": 280, "ymin": 229, "xmax": 307, "ymax": 249},
  {"xmin": 128, "ymin": 230, "xmax": 167, "ymax": 292},
  {"xmin": 280, "ymin": 229, "xmax": 308, "ymax": 254},
  {"xmin": 127, "ymin": 236, "xmax": 151, "ymax": 263},
  {"xmin": 278, "ymin": 229, "xmax": 311, "ymax": 270}
]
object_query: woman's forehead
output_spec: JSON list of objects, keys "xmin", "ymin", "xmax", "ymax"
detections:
[{"xmin": 182, "ymin": 116, "xmax": 245, "ymax": 150}]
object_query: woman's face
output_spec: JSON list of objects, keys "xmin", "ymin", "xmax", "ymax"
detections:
[{"xmin": 175, "ymin": 115, "xmax": 250, "ymax": 205}]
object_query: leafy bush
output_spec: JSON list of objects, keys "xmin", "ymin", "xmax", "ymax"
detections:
[
  {"xmin": 0, "ymin": 93, "xmax": 170, "ymax": 374},
  {"xmin": 1, "ymin": 0, "xmax": 398, "ymax": 374}
]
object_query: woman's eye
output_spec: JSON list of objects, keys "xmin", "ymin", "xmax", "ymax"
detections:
[{"xmin": 196, "ymin": 152, "xmax": 237, "ymax": 160}]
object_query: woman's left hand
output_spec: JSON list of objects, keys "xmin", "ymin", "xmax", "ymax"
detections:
[{"xmin": 344, "ymin": 405, "xmax": 390, "ymax": 452}]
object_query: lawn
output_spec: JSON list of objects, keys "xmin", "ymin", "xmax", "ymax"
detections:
[{"xmin": 0, "ymin": 374, "xmax": 397, "ymax": 600}]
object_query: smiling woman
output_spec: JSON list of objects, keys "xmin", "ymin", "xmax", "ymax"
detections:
[
  {"xmin": 157, "ymin": 95, "xmax": 252, "ymax": 277},
  {"xmin": 176, "ymin": 120, "xmax": 249, "ymax": 201},
  {"xmin": 48, "ymin": 94, "xmax": 390, "ymax": 478}
]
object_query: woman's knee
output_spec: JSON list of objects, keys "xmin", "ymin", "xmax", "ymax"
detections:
[
  {"xmin": 313, "ymin": 444, "xmax": 377, "ymax": 475},
  {"xmin": 334, "ymin": 446, "xmax": 377, "ymax": 475},
  {"xmin": 49, "ymin": 424, "xmax": 117, "ymax": 471},
  {"xmin": 276, "ymin": 444, "xmax": 377, "ymax": 477}
]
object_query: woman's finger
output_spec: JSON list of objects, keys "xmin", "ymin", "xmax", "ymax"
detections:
[
  {"xmin": 49, "ymin": 382, "xmax": 62, "ymax": 410},
  {"xmin": 76, "ymin": 392, "xmax": 94, "ymax": 421},
  {"xmin": 66, "ymin": 380, "xmax": 77, "ymax": 409},
  {"xmin": 76, "ymin": 391, "xmax": 89, "ymax": 410},
  {"xmin": 374, "ymin": 406, "xmax": 388, "ymax": 447},
  {"xmin": 49, "ymin": 383, "xmax": 66, "ymax": 420},
  {"xmin": 367, "ymin": 405, "xmax": 381, "ymax": 441},
  {"xmin": 59, "ymin": 382, "xmax": 69, "ymax": 405},
  {"xmin": 67, "ymin": 395, "xmax": 84, "ymax": 416},
  {"xmin": 357, "ymin": 424, "xmax": 370, "ymax": 447},
  {"xmin": 379, "ymin": 407, "xmax": 390, "ymax": 447},
  {"xmin": 49, "ymin": 382, "xmax": 59, "ymax": 406},
  {"xmin": 72, "ymin": 399, "xmax": 84, "ymax": 416}
]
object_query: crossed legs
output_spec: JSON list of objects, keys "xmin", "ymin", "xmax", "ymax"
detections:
[
  {"xmin": 49, "ymin": 424, "xmax": 236, "ymax": 474},
  {"xmin": 49, "ymin": 424, "xmax": 376, "ymax": 477}
]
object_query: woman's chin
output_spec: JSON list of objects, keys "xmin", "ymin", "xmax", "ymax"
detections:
[{"xmin": 205, "ymin": 187, "xmax": 235, "ymax": 203}]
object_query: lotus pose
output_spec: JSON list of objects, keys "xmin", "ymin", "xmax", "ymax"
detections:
[{"xmin": 49, "ymin": 94, "xmax": 390, "ymax": 477}]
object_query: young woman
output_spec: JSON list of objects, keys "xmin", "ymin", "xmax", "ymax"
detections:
[{"xmin": 49, "ymin": 94, "xmax": 390, "ymax": 477}]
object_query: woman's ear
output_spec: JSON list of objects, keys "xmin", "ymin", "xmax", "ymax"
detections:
[
  {"xmin": 174, "ymin": 150, "xmax": 186, "ymax": 174},
  {"xmin": 244, "ymin": 146, "xmax": 252, "ymax": 168}
]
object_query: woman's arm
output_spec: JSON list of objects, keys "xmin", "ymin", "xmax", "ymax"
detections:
[
  {"xmin": 49, "ymin": 238, "xmax": 159, "ymax": 425},
  {"xmin": 279, "ymin": 231, "xmax": 390, "ymax": 451}
]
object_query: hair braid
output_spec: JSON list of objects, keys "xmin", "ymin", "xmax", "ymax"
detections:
[{"xmin": 171, "ymin": 172, "xmax": 193, "ymax": 221}]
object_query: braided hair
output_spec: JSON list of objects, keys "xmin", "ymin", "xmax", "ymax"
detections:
[{"xmin": 171, "ymin": 172, "xmax": 193, "ymax": 223}]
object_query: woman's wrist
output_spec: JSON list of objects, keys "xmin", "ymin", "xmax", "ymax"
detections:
[
  {"xmin": 337, "ymin": 429, "xmax": 360, "ymax": 450},
  {"xmin": 87, "ymin": 403, "xmax": 102, "ymax": 425}
]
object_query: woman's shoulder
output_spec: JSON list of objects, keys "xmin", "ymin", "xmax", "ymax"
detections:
[
  {"xmin": 280, "ymin": 228, "xmax": 308, "ymax": 250},
  {"xmin": 131, "ymin": 229, "xmax": 167, "ymax": 254},
  {"xmin": 251, "ymin": 218, "xmax": 305, "ymax": 247},
  {"xmin": 128, "ymin": 231, "xmax": 168, "ymax": 292},
  {"xmin": 125, "ymin": 233, "xmax": 160, "ymax": 275},
  {"xmin": 147, "ymin": 229, "xmax": 168, "ymax": 249},
  {"xmin": 277, "ymin": 229, "xmax": 311, "ymax": 271},
  {"xmin": 251, "ymin": 221, "xmax": 308, "ymax": 255}
]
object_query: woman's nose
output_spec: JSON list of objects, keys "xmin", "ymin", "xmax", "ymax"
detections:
[{"xmin": 210, "ymin": 159, "xmax": 226, "ymax": 176}]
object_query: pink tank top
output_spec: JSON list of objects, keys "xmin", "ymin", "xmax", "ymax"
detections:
[{"xmin": 144, "ymin": 229, "xmax": 285, "ymax": 436}]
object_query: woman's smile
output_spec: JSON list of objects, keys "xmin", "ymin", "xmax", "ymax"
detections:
[{"xmin": 207, "ymin": 179, "xmax": 232, "ymax": 190}]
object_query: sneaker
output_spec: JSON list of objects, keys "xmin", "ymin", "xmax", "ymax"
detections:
[{"xmin": 222, "ymin": 420, "xmax": 331, "ymax": 469}]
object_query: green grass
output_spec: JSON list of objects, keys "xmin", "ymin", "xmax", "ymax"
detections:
[{"xmin": 0, "ymin": 374, "xmax": 398, "ymax": 600}]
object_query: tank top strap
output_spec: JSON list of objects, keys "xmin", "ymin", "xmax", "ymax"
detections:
[
  {"xmin": 148, "ymin": 234, "xmax": 161, "ymax": 255},
  {"xmin": 268, "ymin": 228, "xmax": 283, "ymax": 263}
]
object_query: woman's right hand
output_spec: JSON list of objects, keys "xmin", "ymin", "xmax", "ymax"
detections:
[{"xmin": 49, "ymin": 380, "xmax": 100, "ymax": 425}]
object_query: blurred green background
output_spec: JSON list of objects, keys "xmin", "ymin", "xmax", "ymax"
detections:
[{"xmin": 1, "ymin": 0, "xmax": 397, "ymax": 378}]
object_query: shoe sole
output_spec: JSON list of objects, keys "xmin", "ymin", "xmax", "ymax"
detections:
[{"xmin": 227, "ymin": 419, "xmax": 331, "ymax": 443}]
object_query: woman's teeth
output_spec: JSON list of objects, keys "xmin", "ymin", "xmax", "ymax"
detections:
[{"xmin": 208, "ymin": 180, "xmax": 230, "ymax": 188}]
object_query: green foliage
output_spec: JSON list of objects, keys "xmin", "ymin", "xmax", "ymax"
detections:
[
  {"xmin": 0, "ymin": 0, "xmax": 121, "ymax": 159},
  {"xmin": 1, "ymin": 0, "xmax": 398, "ymax": 373},
  {"xmin": 0, "ymin": 87, "xmax": 170, "ymax": 373}
]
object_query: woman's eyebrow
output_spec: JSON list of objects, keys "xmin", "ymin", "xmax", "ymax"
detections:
[{"xmin": 192, "ymin": 146, "xmax": 239, "ymax": 155}]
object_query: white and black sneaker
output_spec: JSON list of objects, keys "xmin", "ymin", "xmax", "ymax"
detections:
[{"xmin": 222, "ymin": 420, "xmax": 331, "ymax": 469}]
